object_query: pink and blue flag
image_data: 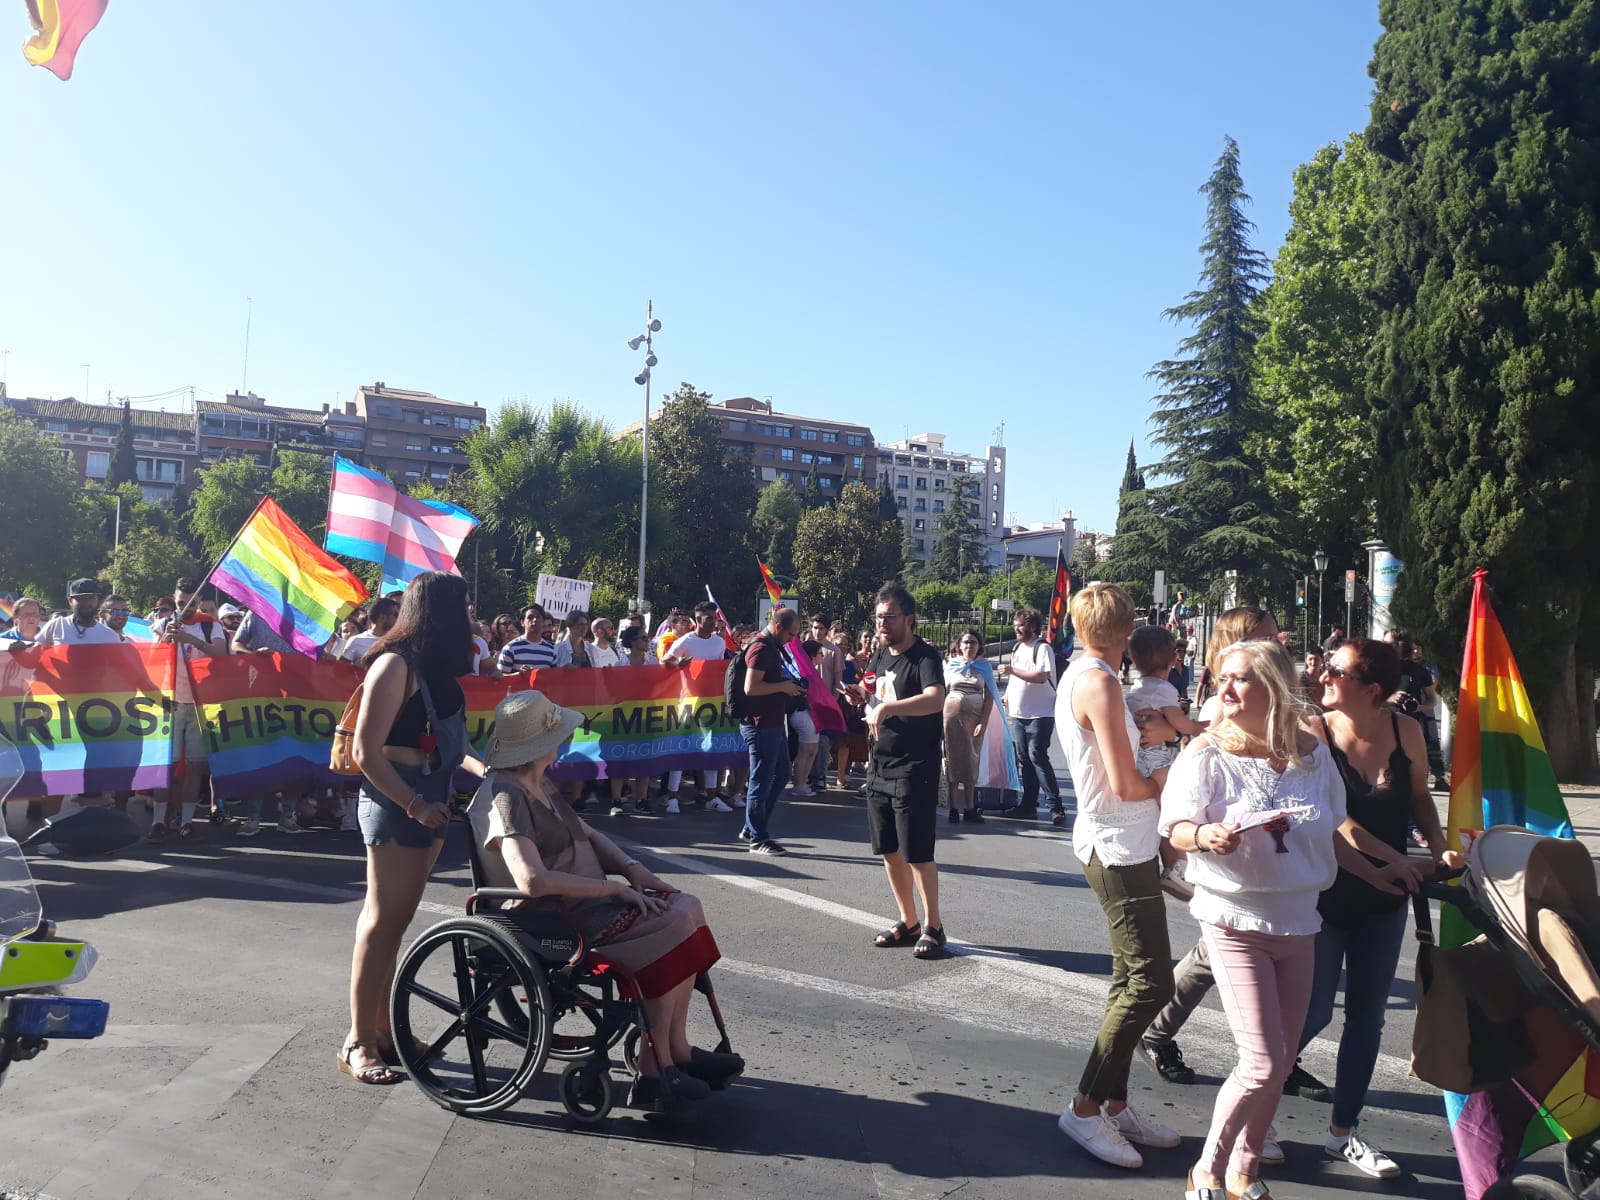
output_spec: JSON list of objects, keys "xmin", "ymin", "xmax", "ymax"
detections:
[{"xmin": 323, "ymin": 455, "xmax": 479, "ymax": 593}]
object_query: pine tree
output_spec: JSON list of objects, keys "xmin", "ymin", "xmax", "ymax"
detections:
[
  {"xmin": 108, "ymin": 399, "xmax": 138, "ymax": 489},
  {"xmin": 877, "ymin": 472, "xmax": 900, "ymax": 522},
  {"xmin": 927, "ymin": 478, "xmax": 987, "ymax": 583},
  {"xmin": 802, "ymin": 460, "xmax": 824, "ymax": 509},
  {"xmin": 1365, "ymin": 0, "xmax": 1600, "ymax": 776},
  {"xmin": 1108, "ymin": 440, "xmax": 1160, "ymax": 602},
  {"xmin": 1146, "ymin": 137, "xmax": 1284, "ymax": 602}
]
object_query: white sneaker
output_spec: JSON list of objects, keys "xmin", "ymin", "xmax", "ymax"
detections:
[
  {"xmin": 238, "ymin": 819, "xmax": 261, "ymax": 838},
  {"xmin": 790, "ymin": 785, "xmax": 815, "ymax": 798},
  {"xmin": 1260, "ymin": 1123, "xmax": 1284, "ymax": 1166},
  {"xmin": 31, "ymin": 842, "xmax": 60, "ymax": 858},
  {"xmin": 707, "ymin": 797, "xmax": 733, "ymax": 813},
  {"xmin": 732, "ymin": 795, "xmax": 747, "ymax": 807},
  {"xmin": 1327, "ymin": 1130, "xmax": 1399, "ymax": 1179},
  {"xmin": 279, "ymin": 814, "xmax": 305, "ymax": 834},
  {"xmin": 664, "ymin": 797, "xmax": 680, "ymax": 815},
  {"xmin": 1106, "ymin": 1103, "xmax": 1181, "ymax": 1149},
  {"xmin": 1057, "ymin": 1105, "xmax": 1143, "ymax": 1169}
]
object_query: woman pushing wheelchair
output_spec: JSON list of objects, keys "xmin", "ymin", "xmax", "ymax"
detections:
[{"xmin": 467, "ymin": 689, "xmax": 743, "ymax": 1107}]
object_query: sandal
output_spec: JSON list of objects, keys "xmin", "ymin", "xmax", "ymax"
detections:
[
  {"xmin": 1185, "ymin": 1170, "xmax": 1228, "ymax": 1200},
  {"xmin": 913, "ymin": 926, "xmax": 948, "ymax": 959},
  {"xmin": 1230, "ymin": 1185, "xmax": 1271, "ymax": 1200},
  {"xmin": 337, "ymin": 1041, "xmax": 402, "ymax": 1085},
  {"xmin": 874, "ymin": 920, "xmax": 921, "ymax": 948}
]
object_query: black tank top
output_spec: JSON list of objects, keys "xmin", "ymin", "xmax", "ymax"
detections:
[{"xmin": 1317, "ymin": 712, "xmax": 1413, "ymax": 925}]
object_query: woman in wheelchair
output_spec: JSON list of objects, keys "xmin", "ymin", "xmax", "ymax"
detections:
[{"xmin": 468, "ymin": 690, "xmax": 744, "ymax": 1106}]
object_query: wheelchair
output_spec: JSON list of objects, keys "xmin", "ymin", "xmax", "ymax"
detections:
[{"xmin": 388, "ymin": 813, "xmax": 735, "ymax": 1122}]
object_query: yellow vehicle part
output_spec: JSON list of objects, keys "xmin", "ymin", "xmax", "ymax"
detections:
[{"xmin": 0, "ymin": 941, "xmax": 94, "ymax": 990}]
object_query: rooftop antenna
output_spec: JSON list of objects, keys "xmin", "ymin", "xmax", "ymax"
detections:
[
  {"xmin": 993, "ymin": 421, "xmax": 1005, "ymax": 446},
  {"xmin": 241, "ymin": 297, "xmax": 253, "ymax": 394}
]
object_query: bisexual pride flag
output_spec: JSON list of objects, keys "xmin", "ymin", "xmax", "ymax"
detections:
[{"xmin": 323, "ymin": 455, "xmax": 479, "ymax": 593}]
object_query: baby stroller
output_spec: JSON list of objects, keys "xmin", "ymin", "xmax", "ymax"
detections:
[
  {"xmin": 388, "ymin": 810, "xmax": 736, "ymax": 1122},
  {"xmin": 1416, "ymin": 826, "xmax": 1600, "ymax": 1200}
]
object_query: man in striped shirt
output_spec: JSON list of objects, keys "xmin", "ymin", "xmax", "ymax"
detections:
[{"xmin": 498, "ymin": 604, "xmax": 559, "ymax": 674}]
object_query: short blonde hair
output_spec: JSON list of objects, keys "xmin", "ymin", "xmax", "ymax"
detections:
[
  {"xmin": 1070, "ymin": 583, "xmax": 1135, "ymax": 648},
  {"xmin": 1208, "ymin": 640, "xmax": 1314, "ymax": 767}
]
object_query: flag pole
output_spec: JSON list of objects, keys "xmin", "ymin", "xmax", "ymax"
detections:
[{"xmin": 190, "ymin": 493, "xmax": 273, "ymax": 621}]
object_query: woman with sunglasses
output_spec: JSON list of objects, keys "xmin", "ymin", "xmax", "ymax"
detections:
[
  {"xmin": 488, "ymin": 614, "xmax": 518, "ymax": 658},
  {"xmin": 942, "ymin": 630, "xmax": 994, "ymax": 823},
  {"xmin": 1295, "ymin": 638, "xmax": 1461, "ymax": 1179}
]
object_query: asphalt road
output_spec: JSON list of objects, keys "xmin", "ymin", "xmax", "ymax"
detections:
[{"xmin": 0, "ymin": 768, "xmax": 1572, "ymax": 1200}]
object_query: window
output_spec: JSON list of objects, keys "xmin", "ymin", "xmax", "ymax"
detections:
[
  {"xmin": 779, "ymin": 470, "xmax": 793, "ymax": 482},
  {"xmin": 405, "ymin": 441, "xmax": 424, "ymax": 452},
  {"xmin": 847, "ymin": 434, "xmax": 866, "ymax": 447},
  {"xmin": 452, "ymin": 416, "xmax": 477, "ymax": 430},
  {"xmin": 816, "ymin": 454, "xmax": 833, "ymax": 466},
  {"xmin": 992, "ymin": 457, "xmax": 1003, "ymax": 473},
  {"xmin": 43, "ymin": 420, "xmax": 68, "ymax": 432},
  {"xmin": 991, "ymin": 483, "xmax": 999, "ymax": 500},
  {"xmin": 911, "ymin": 444, "xmax": 926, "ymax": 453},
  {"xmin": 139, "ymin": 484, "xmax": 169, "ymax": 504},
  {"xmin": 991, "ymin": 511, "xmax": 999, "ymax": 526},
  {"xmin": 760, "ymin": 467, "xmax": 776, "ymax": 481},
  {"xmin": 821, "ymin": 476, "xmax": 833, "ymax": 489},
  {"xmin": 897, "ymin": 497, "xmax": 907, "ymax": 511},
  {"xmin": 85, "ymin": 450, "xmax": 110, "ymax": 478},
  {"xmin": 405, "ymin": 468, "xmax": 423, "ymax": 479},
  {"xmin": 368, "ymin": 433, "xmax": 387, "ymax": 447},
  {"xmin": 915, "ymin": 477, "xmax": 928, "ymax": 490},
  {"xmin": 756, "ymin": 423, "xmax": 774, "ymax": 437},
  {"xmin": 821, "ymin": 431, "xmax": 838, "ymax": 443},
  {"xmin": 431, "ymin": 442, "xmax": 455, "ymax": 455},
  {"xmin": 781, "ymin": 448, "xmax": 794, "ymax": 462},
  {"xmin": 853, "ymin": 456, "xmax": 864, "ymax": 469},
  {"xmin": 896, "ymin": 474, "xmax": 909, "ymax": 488},
  {"xmin": 757, "ymin": 445, "xmax": 774, "ymax": 459},
  {"xmin": 725, "ymin": 418, "xmax": 748, "ymax": 433},
  {"xmin": 373, "ymin": 402, "xmax": 395, "ymax": 417},
  {"xmin": 934, "ymin": 478, "xmax": 946, "ymax": 490},
  {"xmin": 800, "ymin": 429, "xmax": 818, "ymax": 442},
  {"xmin": 914, "ymin": 519, "xmax": 925, "ymax": 531},
  {"xmin": 773, "ymin": 425, "xmax": 792, "ymax": 439},
  {"xmin": 913, "ymin": 539, "xmax": 926, "ymax": 551},
  {"xmin": 90, "ymin": 424, "xmax": 115, "ymax": 437},
  {"xmin": 798, "ymin": 452, "xmax": 811, "ymax": 465},
  {"xmin": 402, "ymin": 409, "xmax": 422, "ymax": 424},
  {"xmin": 431, "ymin": 470, "xmax": 450, "ymax": 482},
  {"xmin": 914, "ymin": 498, "xmax": 927, "ymax": 512},
  {"xmin": 136, "ymin": 457, "xmax": 183, "ymax": 483},
  {"xmin": 330, "ymin": 429, "xmax": 363, "ymax": 448},
  {"xmin": 933, "ymin": 500, "xmax": 945, "ymax": 513},
  {"xmin": 895, "ymin": 453, "xmax": 911, "ymax": 465}
]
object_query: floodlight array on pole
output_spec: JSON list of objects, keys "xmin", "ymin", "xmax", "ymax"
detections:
[{"xmin": 628, "ymin": 302, "xmax": 661, "ymax": 616}]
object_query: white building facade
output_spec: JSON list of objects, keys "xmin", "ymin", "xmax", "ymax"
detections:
[{"xmin": 879, "ymin": 433, "xmax": 1007, "ymax": 571}]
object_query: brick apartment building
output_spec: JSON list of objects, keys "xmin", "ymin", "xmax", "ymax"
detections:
[
  {"xmin": 351, "ymin": 382, "xmax": 485, "ymax": 487},
  {"xmin": 197, "ymin": 391, "xmax": 367, "ymax": 471},
  {"xmin": 2, "ymin": 391, "xmax": 199, "ymax": 505},
  {"xmin": 704, "ymin": 397, "xmax": 878, "ymax": 498}
]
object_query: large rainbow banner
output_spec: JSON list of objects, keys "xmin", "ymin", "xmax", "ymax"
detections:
[
  {"xmin": 185, "ymin": 657, "xmax": 743, "ymax": 792},
  {"xmin": 0, "ymin": 643, "xmax": 176, "ymax": 796}
]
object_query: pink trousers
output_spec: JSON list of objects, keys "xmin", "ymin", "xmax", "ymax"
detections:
[{"xmin": 1198, "ymin": 922, "xmax": 1316, "ymax": 1179}]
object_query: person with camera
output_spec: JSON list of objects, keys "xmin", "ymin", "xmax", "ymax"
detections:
[
  {"xmin": 739, "ymin": 606, "xmax": 806, "ymax": 856},
  {"xmin": 1383, "ymin": 629, "xmax": 1444, "ymax": 787}
]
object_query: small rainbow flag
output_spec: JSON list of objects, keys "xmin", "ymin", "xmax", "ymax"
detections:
[
  {"xmin": 757, "ymin": 557, "xmax": 783, "ymax": 607},
  {"xmin": 23, "ymin": 0, "xmax": 108, "ymax": 80},
  {"xmin": 209, "ymin": 497, "xmax": 368, "ymax": 659},
  {"xmin": 1447, "ymin": 567, "xmax": 1572, "ymax": 846},
  {"xmin": 0, "ymin": 597, "xmax": 14, "ymax": 624}
]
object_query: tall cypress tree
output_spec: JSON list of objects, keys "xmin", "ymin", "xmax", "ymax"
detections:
[
  {"xmin": 1146, "ymin": 136, "xmax": 1283, "ymax": 601},
  {"xmin": 1366, "ymin": 0, "xmax": 1600, "ymax": 776},
  {"xmin": 108, "ymin": 399, "xmax": 138, "ymax": 489},
  {"xmin": 1109, "ymin": 440, "xmax": 1160, "ymax": 601}
]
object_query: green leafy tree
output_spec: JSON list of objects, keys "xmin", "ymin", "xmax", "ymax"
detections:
[
  {"xmin": 973, "ymin": 556, "xmax": 1058, "ymax": 615},
  {"xmin": 752, "ymin": 480, "xmax": 803, "ymax": 578},
  {"xmin": 802, "ymin": 461, "xmax": 824, "ymax": 509},
  {"xmin": 108, "ymin": 400, "xmax": 138, "ymax": 489},
  {"xmin": 1365, "ymin": 0, "xmax": 1600, "ymax": 776},
  {"xmin": 187, "ymin": 455, "xmax": 265, "ymax": 561},
  {"xmin": 911, "ymin": 580, "xmax": 969, "ymax": 619},
  {"xmin": 877, "ymin": 472, "xmax": 900, "ymax": 522},
  {"xmin": 1070, "ymin": 531, "xmax": 1104, "ymax": 585},
  {"xmin": 1146, "ymin": 137, "xmax": 1286, "ymax": 603},
  {"xmin": 792, "ymin": 481, "xmax": 904, "ymax": 630},
  {"xmin": 1250, "ymin": 135, "xmax": 1383, "ymax": 577},
  {"xmin": 646, "ymin": 384, "xmax": 758, "ymax": 606},
  {"xmin": 926, "ymin": 479, "xmax": 988, "ymax": 583},
  {"xmin": 0, "ymin": 410, "xmax": 104, "ymax": 594},
  {"xmin": 267, "ymin": 451, "xmax": 333, "ymax": 539}
]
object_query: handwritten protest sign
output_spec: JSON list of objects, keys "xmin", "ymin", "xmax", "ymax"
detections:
[{"xmin": 535, "ymin": 574, "xmax": 594, "ymax": 621}]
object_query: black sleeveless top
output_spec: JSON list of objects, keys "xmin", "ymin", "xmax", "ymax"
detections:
[
  {"xmin": 1317, "ymin": 713, "xmax": 1413, "ymax": 926},
  {"xmin": 384, "ymin": 666, "xmax": 466, "ymax": 748}
]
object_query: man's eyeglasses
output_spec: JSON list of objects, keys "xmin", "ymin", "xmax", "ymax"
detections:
[
  {"xmin": 1323, "ymin": 664, "xmax": 1366, "ymax": 684},
  {"xmin": 874, "ymin": 611, "xmax": 906, "ymax": 623}
]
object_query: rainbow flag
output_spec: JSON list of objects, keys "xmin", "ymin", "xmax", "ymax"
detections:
[
  {"xmin": 23, "ymin": 0, "xmax": 107, "ymax": 80},
  {"xmin": 0, "ymin": 596, "xmax": 14, "ymax": 624},
  {"xmin": 1445, "ymin": 567, "xmax": 1586, "ymax": 1200},
  {"xmin": 1046, "ymin": 539, "xmax": 1072, "ymax": 658},
  {"xmin": 0, "ymin": 643, "xmax": 175, "ymax": 795},
  {"xmin": 323, "ymin": 455, "xmax": 479, "ymax": 593},
  {"xmin": 758, "ymin": 557, "xmax": 783, "ymax": 607},
  {"xmin": 209, "ymin": 497, "xmax": 368, "ymax": 659}
]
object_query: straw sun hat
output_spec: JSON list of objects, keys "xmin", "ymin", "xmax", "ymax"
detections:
[{"xmin": 485, "ymin": 691, "xmax": 585, "ymax": 770}]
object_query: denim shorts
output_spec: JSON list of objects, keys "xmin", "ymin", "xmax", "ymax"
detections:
[{"xmin": 359, "ymin": 759, "xmax": 451, "ymax": 848}]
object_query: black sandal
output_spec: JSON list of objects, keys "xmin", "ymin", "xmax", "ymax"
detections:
[
  {"xmin": 913, "ymin": 926, "xmax": 948, "ymax": 959},
  {"xmin": 874, "ymin": 920, "xmax": 921, "ymax": 948}
]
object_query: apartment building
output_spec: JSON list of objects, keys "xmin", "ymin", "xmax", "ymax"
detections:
[
  {"xmin": 351, "ymin": 382, "xmax": 485, "ymax": 487},
  {"xmin": 704, "ymin": 397, "xmax": 878, "ymax": 498},
  {"xmin": 878, "ymin": 433, "xmax": 1007, "ymax": 569},
  {"xmin": 197, "ymin": 392, "xmax": 366, "ymax": 470},
  {"xmin": 2, "ymin": 393, "xmax": 199, "ymax": 505}
]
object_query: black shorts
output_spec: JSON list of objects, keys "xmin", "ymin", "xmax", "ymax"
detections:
[{"xmin": 866, "ymin": 766, "xmax": 939, "ymax": 864}]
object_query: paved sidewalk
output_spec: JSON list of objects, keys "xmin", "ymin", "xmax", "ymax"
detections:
[{"xmin": 1428, "ymin": 783, "xmax": 1600, "ymax": 860}]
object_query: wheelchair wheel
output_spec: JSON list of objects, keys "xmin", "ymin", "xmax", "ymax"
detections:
[
  {"xmin": 391, "ymin": 916, "xmax": 553, "ymax": 1115},
  {"xmin": 546, "ymin": 971, "xmax": 628, "ymax": 1062},
  {"xmin": 559, "ymin": 1060, "xmax": 613, "ymax": 1124},
  {"xmin": 622, "ymin": 1027, "xmax": 642, "ymax": 1076}
]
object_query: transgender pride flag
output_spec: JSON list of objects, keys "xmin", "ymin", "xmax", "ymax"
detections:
[{"xmin": 324, "ymin": 456, "xmax": 480, "ymax": 593}]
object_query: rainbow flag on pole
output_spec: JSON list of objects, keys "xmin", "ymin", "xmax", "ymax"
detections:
[
  {"xmin": 757, "ymin": 557, "xmax": 783, "ymax": 607},
  {"xmin": 323, "ymin": 455, "xmax": 479, "ymax": 593},
  {"xmin": 209, "ymin": 497, "xmax": 368, "ymax": 659},
  {"xmin": 23, "ymin": 0, "xmax": 108, "ymax": 80},
  {"xmin": 1444, "ymin": 567, "xmax": 1587, "ymax": 1199}
]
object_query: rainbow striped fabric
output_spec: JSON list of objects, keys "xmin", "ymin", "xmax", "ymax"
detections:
[
  {"xmin": 323, "ymin": 455, "xmax": 478, "ymax": 593},
  {"xmin": 23, "ymin": 0, "xmax": 108, "ymax": 80},
  {"xmin": 209, "ymin": 497, "xmax": 368, "ymax": 659},
  {"xmin": 758, "ymin": 557, "xmax": 782, "ymax": 607},
  {"xmin": 1448, "ymin": 567, "xmax": 1572, "ymax": 843}
]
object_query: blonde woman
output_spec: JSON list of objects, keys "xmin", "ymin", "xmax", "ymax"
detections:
[{"xmin": 1159, "ymin": 640, "xmax": 1418, "ymax": 1200}]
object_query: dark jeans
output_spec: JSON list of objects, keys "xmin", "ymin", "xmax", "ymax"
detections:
[
  {"xmin": 1013, "ymin": 716, "xmax": 1060, "ymax": 811},
  {"xmin": 1144, "ymin": 935, "xmax": 1214, "ymax": 1044},
  {"xmin": 1420, "ymin": 713, "xmax": 1446, "ymax": 776},
  {"xmin": 1079, "ymin": 852, "xmax": 1174, "ymax": 1102},
  {"xmin": 808, "ymin": 733, "xmax": 832, "ymax": 786},
  {"xmin": 741, "ymin": 723, "xmax": 790, "ymax": 844},
  {"xmin": 1298, "ymin": 904, "xmax": 1410, "ymax": 1130}
]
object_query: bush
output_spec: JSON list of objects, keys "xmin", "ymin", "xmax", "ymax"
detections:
[{"xmin": 912, "ymin": 581, "xmax": 969, "ymax": 618}]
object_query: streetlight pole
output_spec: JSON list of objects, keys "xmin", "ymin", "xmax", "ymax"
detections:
[
  {"xmin": 628, "ymin": 302, "xmax": 661, "ymax": 618},
  {"xmin": 1314, "ymin": 548, "xmax": 1328, "ymax": 647}
]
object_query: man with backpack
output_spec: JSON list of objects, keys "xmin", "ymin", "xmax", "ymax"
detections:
[
  {"xmin": 999, "ymin": 606, "xmax": 1063, "ymax": 823},
  {"xmin": 729, "ymin": 606, "xmax": 805, "ymax": 856}
]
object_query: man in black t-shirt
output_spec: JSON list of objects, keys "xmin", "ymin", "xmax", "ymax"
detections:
[
  {"xmin": 849, "ymin": 583, "xmax": 949, "ymax": 959},
  {"xmin": 739, "ymin": 607, "xmax": 806, "ymax": 855}
]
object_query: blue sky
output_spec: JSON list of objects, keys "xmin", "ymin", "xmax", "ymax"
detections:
[{"xmin": 2, "ymin": 2, "xmax": 1382, "ymax": 534}]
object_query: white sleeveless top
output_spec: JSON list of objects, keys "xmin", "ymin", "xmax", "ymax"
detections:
[{"xmin": 1058, "ymin": 654, "xmax": 1160, "ymax": 867}]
